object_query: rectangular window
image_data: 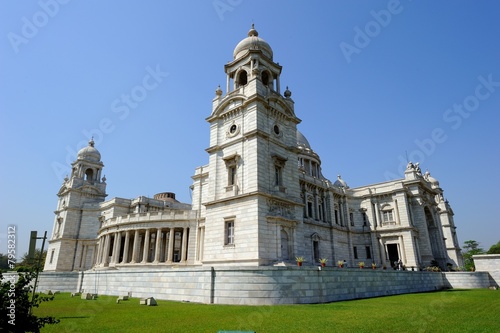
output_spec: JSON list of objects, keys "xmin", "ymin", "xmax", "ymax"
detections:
[
  {"xmin": 366, "ymin": 246, "xmax": 371, "ymax": 259},
  {"xmin": 349, "ymin": 212, "xmax": 354, "ymax": 226},
  {"xmin": 334, "ymin": 209, "xmax": 339, "ymax": 224},
  {"xmin": 225, "ymin": 220, "xmax": 234, "ymax": 245},
  {"xmin": 275, "ymin": 165, "xmax": 282, "ymax": 186},
  {"xmin": 362, "ymin": 212, "xmax": 368, "ymax": 226},
  {"xmin": 313, "ymin": 241, "xmax": 319, "ymax": 262},
  {"xmin": 228, "ymin": 166, "xmax": 236, "ymax": 186},
  {"xmin": 382, "ymin": 210, "xmax": 394, "ymax": 223},
  {"xmin": 353, "ymin": 246, "xmax": 358, "ymax": 259},
  {"xmin": 311, "ymin": 162, "xmax": 317, "ymax": 178},
  {"xmin": 49, "ymin": 249, "xmax": 55, "ymax": 264},
  {"xmin": 307, "ymin": 202, "xmax": 313, "ymax": 218}
]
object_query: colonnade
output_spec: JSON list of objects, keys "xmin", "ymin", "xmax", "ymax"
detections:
[{"xmin": 95, "ymin": 227, "xmax": 189, "ymax": 267}]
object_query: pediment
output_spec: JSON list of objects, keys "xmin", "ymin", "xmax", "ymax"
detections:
[
  {"xmin": 57, "ymin": 184, "xmax": 69, "ymax": 196},
  {"xmin": 210, "ymin": 95, "xmax": 248, "ymax": 119},
  {"xmin": 79, "ymin": 184, "xmax": 106, "ymax": 197}
]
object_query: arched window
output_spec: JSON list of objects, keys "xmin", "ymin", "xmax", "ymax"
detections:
[
  {"xmin": 262, "ymin": 71, "xmax": 269, "ymax": 85},
  {"xmin": 424, "ymin": 207, "xmax": 435, "ymax": 226},
  {"xmin": 311, "ymin": 233, "xmax": 321, "ymax": 262},
  {"xmin": 237, "ymin": 70, "xmax": 247, "ymax": 86},
  {"xmin": 85, "ymin": 168, "xmax": 94, "ymax": 181}
]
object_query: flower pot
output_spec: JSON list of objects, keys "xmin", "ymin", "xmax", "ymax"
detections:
[
  {"xmin": 297, "ymin": 262, "xmax": 302, "ymax": 267},
  {"xmin": 338, "ymin": 264, "xmax": 344, "ymax": 268},
  {"xmin": 321, "ymin": 263, "xmax": 326, "ymax": 267}
]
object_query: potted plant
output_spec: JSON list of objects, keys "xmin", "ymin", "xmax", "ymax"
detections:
[
  {"xmin": 295, "ymin": 256, "xmax": 304, "ymax": 267},
  {"xmin": 319, "ymin": 258, "xmax": 328, "ymax": 267},
  {"xmin": 358, "ymin": 261, "xmax": 365, "ymax": 269},
  {"xmin": 337, "ymin": 260, "xmax": 344, "ymax": 268},
  {"xmin": 371, "ymin": 263, "xmax": 377, "ymax": 270}
]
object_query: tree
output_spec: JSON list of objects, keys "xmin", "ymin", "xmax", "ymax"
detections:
[
  {"xmin": 0, "ymin": 270, "xmax": 59, "ymax": 332},
  {"xmin": 0, "ymin": 254, "xmax": 9, "ymax": 272},
  {"xmin": 487, "ymin": 241, "xmax": 500, "ymax": 254},
  {"xmin": 462, "ymin": 240, "xmax": 484, "ymax": 271},
  {"xmin": 16, "ymin": 249, "xmax": 46, "ymax": 272}
]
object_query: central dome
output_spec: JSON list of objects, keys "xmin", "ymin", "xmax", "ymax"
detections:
[{"xmin": 233, "ymin": 24, "xmax": 273, "ymax": 60}]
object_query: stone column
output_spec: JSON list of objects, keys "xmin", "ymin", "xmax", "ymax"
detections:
[
  {"xmin": 394, "ymin": 199, "xmax": 401, "ymax": 225},
  {"xmin": 91, "ymin": 243, "xmax": 98, "ymax": 268},
  {"xmin": 154, "ymin": 228, "xmax": 162, "ymax": 263},
  {"xmin": 81, "ymin": 244, "xmax": 88, "ymax": 270},
  {"xmin": 181, "ymin": 227, "xmax": 188, "ymax": 262},
  {"xmin": 378, "ymin": 237, "xmax": 386, "ymax": 266},
  {"xmin": 163, "ymin": 229, "xmax": 169, "ymax": 262},
  {"xmin": 102, "ymin": 234, "xmax": 111, "ymax": 266},
  {"xmin": 399, "ymin": 234, "xmax": 407, "ymax": 263},
  {"xmin": 113, "ymin": 232, "xmax": 122, "ymax": 264},
  {"xmin": 167, "ymin": 228, "xmax": 175, "ymax": 263},
  {"xmin": 122, "ymin": 231, "xmax": 130, "ymax": 263},
  {"xmin": 95, "ymin": 238, "xmax": 103, "ymax": 265},
  {"xmin": 109, "ymin": 234, "xmax": 116, "ymax": 264},
  {"xmin": 131, "ymin": 230, "xmax": 140, "ymax": 264},
  {"xmin": 142, "ymin": 229, "xmax": 150, "ymax": 263}
]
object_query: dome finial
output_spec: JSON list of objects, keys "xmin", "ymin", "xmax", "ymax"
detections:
[
  {"xmin": 248, "ymin": 23, "xmax": 258, "ymax": 37},
  {"xmin": 89, "ymin": 137, "xmax": 95, "ymax": 147}
]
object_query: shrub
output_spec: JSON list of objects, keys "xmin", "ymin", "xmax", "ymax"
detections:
[{"xmin": 0, "ymin": 270, "xmax": 59, "ymax": 332}]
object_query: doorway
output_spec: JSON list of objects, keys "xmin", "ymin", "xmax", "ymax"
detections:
[{"xmin": 386, "ymin": 244, "xmax": 399, "ymax": 268}]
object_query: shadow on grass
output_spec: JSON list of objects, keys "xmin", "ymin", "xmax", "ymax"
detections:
[{"xmin": 58, "ymin": 316, "xmax": 91, "ymax": 319}]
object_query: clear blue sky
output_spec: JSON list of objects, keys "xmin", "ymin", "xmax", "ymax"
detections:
[{"xmin": 1, "ymin": 1, "xmax": 499, "ymax": 258}]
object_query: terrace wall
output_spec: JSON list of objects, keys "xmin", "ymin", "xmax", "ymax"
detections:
[
  {"xmin": 473, "ymin": 254, "xmax": 500, "ymax": 287},
  {"xmin": 33, "ymin": 267, "xmax": 490, "ymax": 305}
]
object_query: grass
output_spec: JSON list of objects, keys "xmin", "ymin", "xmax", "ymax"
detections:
[{"xmin": 35, "ymin": 289, "xmax": 499, "ymax": 333}]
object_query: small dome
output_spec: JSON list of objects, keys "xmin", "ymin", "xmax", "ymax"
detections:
[
  {"xmin": 334, "ymin": 175, "xmax": 349, "ymax": 189},
  {"xmin": 284, "ymin": 86, "xmax": 292, "ymax": 98},
  {"xmin": 297, "ymin": 130, "xmax": 312, "ymax": 150},
  {"xmin": 77, "ymin": 139, "xmax": 101, "ymax": 162},
  {"xmin": 233, "ymin": 24, "xmax": 273, "ymax": 60},
  {"xmin": 215, "ymin": 85, "xmax": 223, "ymax": 96}
]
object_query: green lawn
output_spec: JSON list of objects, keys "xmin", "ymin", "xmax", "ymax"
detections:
[{"xmin": 35, "ymin": 289, "xmax": 499, "ymax": 333}]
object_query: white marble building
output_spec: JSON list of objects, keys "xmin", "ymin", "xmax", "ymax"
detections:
[{"xmin": 44, "ymin": 25, "xmax": 463, "ymax": 273}]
